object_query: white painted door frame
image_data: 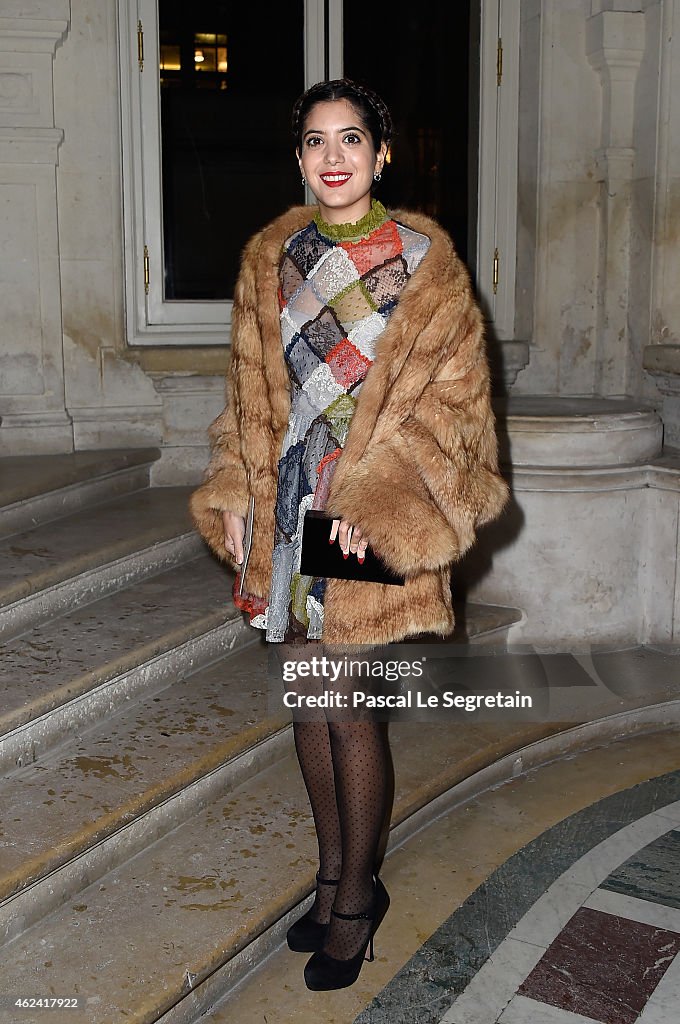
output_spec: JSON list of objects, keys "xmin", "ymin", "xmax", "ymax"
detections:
[
  {"xmin": 475, "ymin": 0, "xmax": 520, "ymax": 341},
  {"xmin": 118, "ymin": 0, "xmax": 517, "ymax": 346}
]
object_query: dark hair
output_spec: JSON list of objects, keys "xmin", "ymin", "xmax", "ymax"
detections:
[{"xmin": 292, "ymin": 78, "xmax": 393, "ymax": 154}]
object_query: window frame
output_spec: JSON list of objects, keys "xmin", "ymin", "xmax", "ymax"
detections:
[
  {"xmin": 118, "ymin": 0, "xmax": 327, "ymax": 346},
  {"xmin": 117, "ymin": 0, "xmax": 518, "ymax": 347}
]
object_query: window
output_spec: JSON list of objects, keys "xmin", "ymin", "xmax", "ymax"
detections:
[
  {"xmin": 343, "ymin": 1, "xmax": 472, "ymax": 263},
  {"xmin": 118, "ymin": 0, "xmax": 307, "ymax": 344},
  {"xmin": 118, "ymin": 1, "xmax": 518, "ymax": 346}
]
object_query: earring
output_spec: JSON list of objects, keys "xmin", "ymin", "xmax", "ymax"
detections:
[
  {"xmin": 301, "ymin": 175, "xmax": 306, "ymax": 186},
  {"xmin": 374, "ymin": 172, "xmax": 382, "ymax": 182}
]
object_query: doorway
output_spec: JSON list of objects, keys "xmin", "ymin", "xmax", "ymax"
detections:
[
  {"xmin": 152, "ymin": 0, "xmax": 476, "ymax": 301},
  {"xmin": 343, "ymin": 0, "xmax": 474, "ymax": 263}
]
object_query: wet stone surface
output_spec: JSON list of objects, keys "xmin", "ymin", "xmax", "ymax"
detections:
[
  {"xmin": 0, "ymin": 555, "xmax": 234, "ymax": 725},
  {"xmin": 0, "ymin": 487, "xmax": 194, "ymax": 599}
]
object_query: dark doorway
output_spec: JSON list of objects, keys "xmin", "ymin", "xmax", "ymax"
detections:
[
  {"xmin": 156, "ymin": 1, "xmax": 474, "ymax": 301},
  {"xmin": 343, "ymin": 0, "xmax": 473, "ymax": 262},
  {"xmin": 158, "ymin": 0, "xmax": 304, "ymax": 301}
]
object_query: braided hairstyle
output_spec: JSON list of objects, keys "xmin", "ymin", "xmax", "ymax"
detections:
[{"xmin": 291, "ymin": 78, "xmax": 393, "ymax": 155}]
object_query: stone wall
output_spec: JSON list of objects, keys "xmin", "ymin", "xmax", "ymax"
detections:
[
  {"xmin": 637, "ymin": 0, "xmax": 680, "ymax": 446},
  {"xmin": 513, "ymin": 0, "xmax": 680, "ymax": 447},
  {"xmin": 514, "ymin": 0, "xmax": 603, "ymax": 396},
  {"xmin": 54, "ymin": 1, "xmax": 162, "ymax": 453},
  {"xmin": 0, "ymin": 0, "xmax": 72, "ymax": 454},
  {"xmin": 1, "ymin": 0, "xmax": 679, "ymax": 462}
]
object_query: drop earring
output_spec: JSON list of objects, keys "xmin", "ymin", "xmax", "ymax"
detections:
[
  {"xmin": 373, "ymin": 171, "xmax": 382, "ymax": 182},
  {"xmin": 301, "ymin": 175, "xmax": 306, "ymax": 186}
]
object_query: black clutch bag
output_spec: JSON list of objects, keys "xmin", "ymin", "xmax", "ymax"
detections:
[{"xmin": 300, "ymin": 510, "xmax": 405, "ymax": 586}]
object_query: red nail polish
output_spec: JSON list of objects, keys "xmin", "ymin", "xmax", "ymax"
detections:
[
  {"xmin": 358, "ymin": 556, "xmax": 365, "ymax": 564},
  {"xmin": 328, "ymin": 537, "xmax": 334, "ymax": 544},
  {"xmin": 343, "ymin": 552, "xmax": 348, "ymax": 559}
]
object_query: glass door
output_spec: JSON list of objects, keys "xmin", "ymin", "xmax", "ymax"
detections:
[
  {"xmin": 342, "ymin": 0, "xmax": 473, "ymax": 262},
  {"xmin": 157, "ymin": 0, "xmax": 305, "ymax": 301}
]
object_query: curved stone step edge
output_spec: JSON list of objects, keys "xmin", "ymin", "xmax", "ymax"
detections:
[
  {"xmin": 0, "ymin": 615, "xmax": 520, "ymax": 942},
  {"xmin": 156, "ymin": 701, "xmax": 680, "ymax": 1024},
  {"xmin": 0, "ymin": 718, "xmax": 291, "ymax": 948},
  {"xmin": 0, "ymin": 532, "xmax": 204, "ymax": 642},
  {"xmin": 0, "ymin": 455, "xmax": 160, "ymax": 541},
  {"xmin": 457, "ymin": 603, "xmax": 525, "ymax": 645},
  {"xmin": 0, "ymin": 612, "xmax": 251, "ymax": 774}
]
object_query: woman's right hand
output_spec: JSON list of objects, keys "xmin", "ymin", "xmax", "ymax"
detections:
[{"xmin": 222, "ymin": 510, "xmax": 246, "ymax": 564}]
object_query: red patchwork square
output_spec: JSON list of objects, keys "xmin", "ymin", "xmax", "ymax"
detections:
[
  {"xmin": 326, "ymin": 338, "xmax": 372, "ymax": 389},
  {"xmin": 340, "ymin": 220, "xmax": 403, "ymax": 275}
]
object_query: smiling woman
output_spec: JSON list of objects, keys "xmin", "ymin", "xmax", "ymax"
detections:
[
  {"xmin": 298, "ymin": 107, "xmax": 385, "ymax": 225},
  {"xmin": 190, "ymin": 77, "xmax": 507, "ymax": 996},
  {"xmin": 296, "ymin": 101, "xmax": 387, "ymax": 225}
]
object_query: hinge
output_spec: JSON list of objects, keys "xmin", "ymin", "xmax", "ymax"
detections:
[
  {"xmin": 497, "ymin": 37, "xmax": 503, "ymax": 87},
  {"xmin": 143, "ymin": 245, "xmax": 150, "ymax": 295},
  {"xmin": 137, "ymin": 20, "xmax": 144, "ymax": 72},
  {"xmin": 493, "ymin": 247, "xmax": 499, "ymax": 295}
]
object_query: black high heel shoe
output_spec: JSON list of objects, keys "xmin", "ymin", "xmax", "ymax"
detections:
[
  {"xmin": 303, "ymin": 876, "xmax": 390, "ymax": 991},
  {"xmin": 286, "ymin": 873, "xmax": 339, "ymax": 953}
]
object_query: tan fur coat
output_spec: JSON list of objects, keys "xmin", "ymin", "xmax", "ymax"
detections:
[{"xmin": 190, "ymin": 205, "xmax": 509, "ymax": 644}]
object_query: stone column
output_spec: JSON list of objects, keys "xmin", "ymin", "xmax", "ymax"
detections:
[
  {"xmin": 0, "ymin": 2, "xmax": 72, "ymax": 455},
  {"xmin": 640, "ymin": 0, "xmax": 680, "ymax": 446},
  {"xmin": 586, "ymin": 1, "xmax": 645, "ymax": 397},
  {"xmin": 512, "ymin": 0, "xmax": 603, "ymax": 397}
]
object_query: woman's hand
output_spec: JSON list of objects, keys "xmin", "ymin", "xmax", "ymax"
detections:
[
  {"xmin": 329, "ymin": 518, "xmax": 369, "ymax": 562},
  {"xmin": 222, "ymin": 510, "xmax": 246, "ymax": 564}
]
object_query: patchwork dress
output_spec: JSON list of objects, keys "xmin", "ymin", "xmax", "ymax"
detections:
[{"xmin": 234, "ymin": 200, "xmax": 430, "ymax": 642}]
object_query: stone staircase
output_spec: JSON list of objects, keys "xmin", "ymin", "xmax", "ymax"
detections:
[{"xmin": 0, "ymin": 449, "xmax": 526, "ymax": 1024}]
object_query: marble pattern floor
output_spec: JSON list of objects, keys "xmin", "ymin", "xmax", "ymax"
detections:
[{"xmin": 212, "ymin": 730, "xmax": 680, "ymax": 1024}]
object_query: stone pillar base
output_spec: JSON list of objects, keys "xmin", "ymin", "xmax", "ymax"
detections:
[
  {"xmin": 0, "ymin": 410, "xmax": 73, "ymax": 456},
  {"xmin": 462, "ymin": 397, "xmax": 673, "ymax": 647}
]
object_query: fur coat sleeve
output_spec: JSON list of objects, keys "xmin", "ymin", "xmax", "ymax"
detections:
[
  {"xmin": 188, "ymin": 229, "xmax": 267, "ymax": 572},
  {"xmin": 322, "ymin": 211, "xmax": 509, "ymax": 578},
  {"xmin": 190, "ymin": 204, "xmax": 508, "ymax": 589}
]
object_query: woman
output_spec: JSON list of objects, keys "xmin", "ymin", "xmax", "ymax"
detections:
[{"xmin": 190, "ymin": 79, "xmax": 508, "ymax": 991}]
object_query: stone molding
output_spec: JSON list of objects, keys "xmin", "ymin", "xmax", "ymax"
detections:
[
  {"xmin": 509, "ymin": 462, "xmax": 680, "ymax": 495},
  {"xmin": 643, "ymin": 343, "xmax": 680, "ymax": 397},
  {"xmin": 0, "ymin": 19, "xmax": 69, "ymax": 54},
  {"xmin": 590, "ymin": 2, "xmax": 643, "ymax": 13},
  {"xmin": 0, "ymin": 125, "xmax": 63, "ymax": 162},
  {"xmin": 497, "ymin": 396, "xmax": 662, "ymax": 467},
  {"xmin": 492, "ymin": 340, "xmax": 531, "ymax": 390},
  {"xmin": 586, "ymin": 8, "xmax": 645, "ymax": 397},
  {"xmin": 586, "ymin": 9, "xmax": 645, "ymax": 153},
  {"xmin": 0, "ymin": 4, "xmax": 71, "ymax": 456},
  {"xmin": 148, "ymin": 374, "xmax": 226, "ymax": 397}
]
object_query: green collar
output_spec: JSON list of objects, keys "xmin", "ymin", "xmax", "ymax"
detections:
[{"xmin": 313, "ymin": 199, "xmax": 389, "ymax": 242}]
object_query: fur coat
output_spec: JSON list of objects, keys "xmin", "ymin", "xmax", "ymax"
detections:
[{"xmin": 190, "ymin": 205, "xmax": 509, "ymax": 644}]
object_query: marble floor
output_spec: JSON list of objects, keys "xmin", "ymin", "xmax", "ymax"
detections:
[{"xmin": 212, "ymin": 728, "xmax": 680, "ymax": 1024}]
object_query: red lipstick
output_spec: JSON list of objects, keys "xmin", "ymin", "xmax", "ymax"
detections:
[{"xmin": 319, "ymin": 172, "xmax": 352, "ymax": 188}]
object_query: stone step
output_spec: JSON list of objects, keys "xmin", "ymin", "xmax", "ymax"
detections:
[
  {"xmin": 0, "ymin": 448, "xmax": 160, "ymax": 539},
  {"xmin": 0, "ymin": 599, "xmax": 523, "ymax": 944},
  {"xmin": 0, "ymin": 555, "xmax": 248, "ymax": 773},
  {"xmin": 0, "ymin": 712, "xmax": 559, "ymax": 1024},
  {"xmin": 0, "ymin": 487, "xmax": 200, "ymax": 640},
  {"xmin": 0, "ymin": 642, "xmax": 281, "ymax": 947}
]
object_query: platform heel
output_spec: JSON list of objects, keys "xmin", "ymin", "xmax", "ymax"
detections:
[{"xmin": 303, "ymin": 876, "xmax": 390, "ymax": 990}]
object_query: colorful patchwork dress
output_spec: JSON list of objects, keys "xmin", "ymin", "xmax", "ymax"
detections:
[{"xmin": 234, "ymin": 200, "xmax": 431, "ymax": 642}]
